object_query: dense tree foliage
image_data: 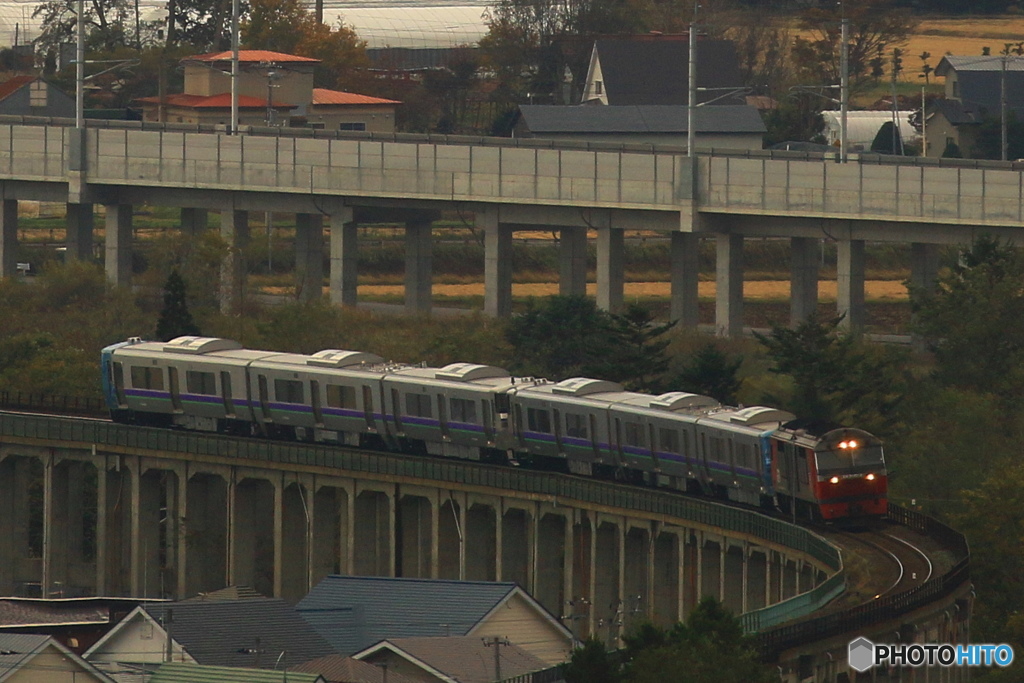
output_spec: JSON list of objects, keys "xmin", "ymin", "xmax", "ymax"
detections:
[
  {"xmin": 671, "ymin": 343, "xmax": 743, "ymax": 405},
  {"xmin": 155, "ymin": 269, "xmax": 201, "ymax": 341}
]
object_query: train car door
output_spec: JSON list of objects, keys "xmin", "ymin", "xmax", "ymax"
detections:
[
  {"xmin": 553, "ymin": 408, "xmax": 563, "ymax": 454},
  {"xmin": 112, "ymin": 362, "xmax": 127, "ymax": 408},
  {"xmin": 482, "ymin": 401, "xmax": 494, "ymax": 443},
  {"xmin": 362, "ymin": 386, "xmax": 376, "ymax": 432},
  {"xmin": 437, "ymin": 393, "xmax": 450, "ymax": 440},
  {"xmin": 220, "ymin": 371, "xmax": 235, "ymax": 418},
  {"xmin": 310, "ymin": 380, "xmax": 323, "ymax": 427},
  {"xmin": 390, "ymin": 388, "xmax": 403, "ymax": 432},
  {"xmin": 258, "ymin": 375, "xmax": 272, "ymax": 422},
  {"xmin": 168, "ymin": 367, "xmax": 183, "ymax": 413}
]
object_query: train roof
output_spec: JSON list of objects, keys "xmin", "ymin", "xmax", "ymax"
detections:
[
  {"xmin": 513, "ymin": 377, "xmax": 630, "ymax": 405},
  {"xmin": 385, "ymin": 362, "xmax": 520, "ymax": 390},
  {"xmin": 112, "ymin": 338, "xmax": 278, "ymax": 365}
]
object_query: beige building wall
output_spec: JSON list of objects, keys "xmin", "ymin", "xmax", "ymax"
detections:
[
  {"xmin": 7, "ymin": 646, "xmax": 109, "ymax": 683},
  {"xmin": 183, "ymin": 63, "xmax": 315, "ymax": 107},
  {"xmin": 307, "ymin": 104, "xmax": 397, "ymax": 133},
  {"xmin": 359, "ymin": 651, "xmax": 441, "ymax": 683},
  {"xmin": 473, "ymin": 593, "xmax": 572, "ymax": 665}
]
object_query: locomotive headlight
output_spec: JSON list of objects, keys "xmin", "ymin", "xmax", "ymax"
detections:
[
  {"xmin": 829, "ymin": 476, "xmax": 840, "ymax": 484},
  {"xmin": 838, "ymin": 441, "xmax": 848, "ymax": 449},
  {"xmin": 848, "ymin": 440, "xmax": 858, "ymax": 449},
  {"xmin": 866, "ymin": 473, "xmax": 876, "ymax": 481}
]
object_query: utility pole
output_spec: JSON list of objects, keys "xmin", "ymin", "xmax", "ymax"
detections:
[
  {"xmin": 1001, "ymin": 52, "xmax": 1008, "ymax": 161},
  {"xmin": 840, "ymin": 18, "xmax": 849, "ymax": 162},
  {"xmin": 687, "ymin": 20, "xmax": 697, "ymax": 162},
  {"xmin": 230, "ymin": 0, "xmax": 240, "ymax": 134},
  {"xmin": 483, "ymin": 636, "xmax": 510, "ymax": 682}
]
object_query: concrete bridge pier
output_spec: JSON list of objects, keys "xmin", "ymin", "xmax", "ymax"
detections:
[
  {"xmin": 574, "ymin": 512, "xmax": 594, "ymax": 638},
  {"xmin": 747, "ymin": 548, "xmax": 768, "ymax": 611},
  {"xmin": 104, "ymin": 204, "xmax": 133, "ymax": 286},
  {"xmin": 723, "ymin": 542, "xmax": 745, "ymax": 615},
  {"xmin": 790, "ymin": 237, "xmax": 819, "ymax": 325},
  {"xmin": 481, "ymin": 211, "xmax": 512, "ymax": 317},
  {"xmin": 353, "ymin": 485, "xmax": 393, "ymax": 577},
  {"xmin": 65, "ymin": 203, "xmax": 94, "ymax": 261},
  {"xmin": 311, "ymin": 482, "xmax": 347, "ymax": 586},
  {"xmin": 219, "ymin": 210, "xmax": 250, "ymax": 315},
  {"xmin": 652, "ymin": 529, "xmax": 680, "ymax": 627},
  {"xmin": 230, "ymin": 476, "xmax": 275, "ymax": 597},
  {"xmin": 185, "ymin": 471, "xmax": 228, "ymax": 597},
  {"xmin": 623, "ymin": 523, "xmax": 650, "ymax": 635},
  {"xmin": 405, "ymin": 220, "xmax": 433, "ymax": 314},
  {"xmin": 534, "ymin": 510, "xmax": 568, "ymax": 625},
  {"xmin": 502, "ymin": 505, "xmax": 531, "ymax": 587},
  {"xmin": 593, "ymin": 518, "xmax": 622, "ymax": 645},
  {"xmin": 179, "ymin": 208, "xmax": 208, "ymax": 236},
  {"xmin": 329, "ymin": 208, "xmax": 358, "ymax": 307},
  {"xmin": 100, "ymin": 462, "xmax": 132, "ymax": 597},
  {"xmin": 0, "ymin": 199, "xmax": 18, "ymax": 277},
  {"xmin": 559, "ymin": 227, "xmax": 588, "ymax": 296},
  {"xmin": 671, "ymin": 232, "xmax": 700, "ymax": 328},
  {"xmin": 837, "ymin": 239, "xmax": 865, "ymax": 333},
  {"xmin": 295, "ymin": 214, "xmax": 324, "ymax": 301},
  {"xmin": 466, "ymin": 501, "xmax": 497, "ymax": 580},
  {"xmin": 596, "ymin": 228, "xmax": 624, "ymax": 313},
  {"xmin": 280, "ymin": 479, "xmax": 313, "ymax": 602},
  {"xmin": 397, "ymin": 490, "xmax": 433, "ymax": 579},
  {"xmin": 716, "ymin": 234, "xmax": 744, "ymax": 337}
]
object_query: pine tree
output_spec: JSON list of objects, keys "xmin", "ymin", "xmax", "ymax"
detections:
[{"xmin": 155, "ymin": 269, "xmax": 201, "ymax": 341}]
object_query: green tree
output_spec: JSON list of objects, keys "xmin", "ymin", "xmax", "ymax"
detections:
[
  {"xmin": 564, "ymin": 637, "xmax": 621, "ymax": 683},
  {"xmin": 871, "ymin": 120, "xmax": 904, "ymax": 155},
  {"xmin": 602, "ymin": 304, "xmax": 675, "ymax": 393},
  {"xmin": 155, "ymin": 269, "xmax": 201, "ymax": 342},
  {"xmin": 910, "ymin": 235, "xmax": 1024, "ymax": 404},
  {"xmin": 672, "ymin": 343, "xmax": 743, "ymax": 405},
  {"xmin": 505, "ymin": 295, "xmax": 616, "ymax": 380},
  {"xmin": 762, "ymin": 96, "xmax": 826, "ymax": 147}
]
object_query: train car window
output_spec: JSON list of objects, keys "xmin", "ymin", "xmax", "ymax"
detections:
[
  {"xmin": 659, "ymin": 428, "xmax": 680, "ymax": 454},
  {"xmin": 362, "ymin": 386, "xmax": 375, "ymax": 429},
  {"xmin": 168, "ymin": 367, "xmax": 183, "ymax": 412},
  {"xmin": 326, "ymin": 384, "xmax": 357, "ymax": 409},
  {"xmin": 589, "ymin": 415, "xmax": 599, "ymax": 454},
  {"xmin": 220, "ymin": 371, "xmax": 234, "ymax": 417},
  {"xmin": 310, "ymin": 380, "xmax": 323, "ymax": 425},
  {"xmin": 450, "ymin": 398, "xmax": 477, "ymax": 423},
  {"xmin": 708, "ymin": 436, "xmax": 723, "ymax": 462},
  {"xmin": 565, "ymin": 413, "xmax": 588, "ymax": 439},
  {"xmin": 553, "ymin": 409, "xmax": 563, "ymax": 449},
  {"xmin": 186, "ymin": 370, "xmax": 217, "ymax": 395},
  {"xmin": 275, "ymin": 379, "xmax": 304, "ymax": 404},
  {"xmin": 483, "ymin": 401, "xmax": 494, "ymax": 439},
  {"xmin": 796, "ymin": 451, "xmax": 809, "ymax": 488},
  {"xmin": 130, "ymin": 365, "xmax": 164, "ymax": 391},
  {"xmin": 405, "ymin": 393, "xmax": 433, "ymax": 418},
  {"xmin": 113, "ymin": 362, "xmax": 127, "ymax": 406},
  {"xmin": 258, "ymin": 376, "xmax": 271, "ymax": 420},
  {"xmin": 526, "ymin": 407, "xmax": 551, "ymax": 433},
  {"xmin": 437, "ymin": 394, "xmax": 449, "ymax": 437},
  {"xmin": 623, "ymin": 421, "xmax": 646, "ymax": 448},
  {"xmin": 738, "ymin": 444, "xmax": 752, "ymax": 471}
]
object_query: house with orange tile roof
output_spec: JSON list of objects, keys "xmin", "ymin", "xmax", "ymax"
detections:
[{"xmin": 137, "ymin": 50, "xmax": 399, "ymax": 131}]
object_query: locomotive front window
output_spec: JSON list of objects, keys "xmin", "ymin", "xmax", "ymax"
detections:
[
  {"xmin": 186, "ymin": 370, "xmax": 217, "ymax": 395},
  {"xmin": 275, "ymin": 379, "xmax": 305, "ymax": 404},
  {"xmin": 130, "ymin": 365, "xmax": 164, "ymax": 391},
  {"xmin": 565, "ymin": 413, "xmax": 588, "ymax": 439},
  {"xmin": 816, "ymin": 445, "xmax": 885, "ymax": 472},
  {"xmin": 327, "ymin": 384, "xmax": 357, "ymax": 409}
]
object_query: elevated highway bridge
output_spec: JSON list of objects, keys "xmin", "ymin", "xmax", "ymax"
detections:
[
  {"xmin": 1, "ymin": 117, "xmax": 1023, "ymax": 333},
  {"xmin": 0, "ymin": 408, "xmax": 971, "ymax": 683}
]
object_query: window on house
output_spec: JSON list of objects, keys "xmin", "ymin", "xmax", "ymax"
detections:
[
  {"xmin": 951, "ymin": 81, "xmax": 959, "ymax": 98},
  {"xmin": 595, "ymin": 80, "xmax": 603, "ymax": 96},
  {"xmin": 29, "ymin": 81, "xmax": 47, "ymax": 108},
  {"xmin": 340, "ymin": 122, "xmax": 366, "ymax": 131}
]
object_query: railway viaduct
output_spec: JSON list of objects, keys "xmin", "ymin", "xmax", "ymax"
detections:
[
  {"xmin": 2, "ymin": 117, "xmax": 1024, "ymax": 333},
  {"xmin": 0, "ymin": 410, "xmax": 972, "ymax": 682}
]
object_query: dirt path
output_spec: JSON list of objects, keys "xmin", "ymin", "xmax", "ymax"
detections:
[{"xmin": 350, "ymin": 280, "xmax": 909, "ymax": 301}]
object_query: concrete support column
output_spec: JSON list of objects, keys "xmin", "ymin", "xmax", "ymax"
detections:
[
  {"xmin": 837, "ymin": 239, "xmax": 865, "ymax": 334},
  {"xmin": 329, "ymin": 208, "xmax": 358, "ymax": 306},
  {"xmin": 128, "ymin": 462, "xmax": 141, "ymax": 598},
  {"xmin": 104, "ymin": 204, "xmax": 133, "ymax": 286},
  {"xmin": 495, "ymin": 502, "xmax": 504, "ymax": 582},
  {"xmin": 219, "ymin": 210, "xmax": 249, "ymax": 315},
  {"xmin": 0, "ymin": 199, "xmax": 18, "ymax": 277},
  {"xmin": 911, "ymin": 242, "xmax": 940, "ymax": 349},
  {"xmin": 227, "ymin": 474, "xmax": 237, "ymax": 587},
  {"xmin": 65, "ymin": 203, "xmax": 94, "ymax": 261},
  {"xmin": 563, "ymin": 514, "xmax": 575, "ymax": 634},
  {"xmin": 559, "ymin": 227, "xmax": 588, "ymax": 296},
  {"xmin": 482, "ymin": 212, "xmax": 512, "ymax": 317},
  {"xmin": 175, "ymin": 468, "xmax": 188, "ymax": 599},
  {"xmin": 715, "ymin": 233, "xmax": 744, "ymax": 337},
  {"xmin": 273, "ymin": 479, "xmax": 284, "ymax": 598},
  {"xmin": 295, "ymin": 213, "xmax": 324, "ymax": 301},
  {"xmin": 790, "ymin": 236, "xmax": 819, "ymax": 325},
  {"xmin": 670, "ymin": 232, "xmax": 700, "ymax": 328},
  {"xmin": 430, "ymin": 498, "xmax": 440, "ymax": 578},
  {"xmin": 404, "ymin": 220, "xmax": 433, "ymax": 314},
  {"xmin": 741, "ymin": 546, "xmax": 750, "ymax": 614},
  {"xmin": 179, "ymin": 208, "xmax": 208, "ymax": 237},
  {"xmin": 95, "ymin": 461, "xmax": 107, "ymax": 597},
  {"xmin": 41, "ymin": 456, "xmax": 54, "ymax": 599},
  {"xmin": 596, "ymin": 228, "xmax": 624, "ymax": 313}
]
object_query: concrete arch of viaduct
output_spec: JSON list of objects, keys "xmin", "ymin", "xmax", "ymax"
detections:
[{"xmin": 0, "ymin": 417, "xmax": 840, "ymax": 644}]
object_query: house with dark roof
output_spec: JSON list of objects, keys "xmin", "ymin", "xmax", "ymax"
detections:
[
  {"xmin": 0, "ymin": 633, "xmax": 115, "ymax": 682},
  {"xmin": 136, "ymin": 50, "xmax": 399, "ymax": 131},
  {"xmin": 514, "ymin": 104, "xmax": 765, "ymax": 149},
  {"xmin": 150, "ymin": 662, "xmax": 326, "ymax": 683},
  {"xmin": 353, "ymin": 636, "xmax": 550, "ymax": 683},
  {"xmin": 296, "ymin": 576, "xmax": 573, "ymax": 666},
  {"xmin": 580, "ymin": 35, "xmax": 744, "ymax": 106},
  {"xmin": 83, "ymin": 597, "xmax": 335, "ymax": 670},
  {"xmin": 0, "ymin": 75, "xmax": 75, "ymax": 118},
  {"xmin": 927, "ymin": 55, "xmax": 1024, "ymax": 157},
  {"xmin": 291, "ymin": 654, "xmax": 421, "ymax": 683}
]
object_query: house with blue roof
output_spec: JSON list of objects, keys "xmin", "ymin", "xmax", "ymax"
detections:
[{"xmin": 295, "ymin": 576, "xmax": 574, "ymax": 666}]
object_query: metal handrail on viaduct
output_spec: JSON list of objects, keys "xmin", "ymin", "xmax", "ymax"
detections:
[
  {"xmin": 1, "ymin": 116, "xmax": 1023, "ymax": 333},
  {"xmin": 0, "ymin": 408, "xmax": 970, "ymax": 680}
]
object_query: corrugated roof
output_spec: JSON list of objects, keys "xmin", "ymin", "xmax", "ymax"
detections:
[
  {"xmin": 291, "ymin": 654, "xmax": 420, "ymax": 683},
  {"xmin": 150, "ymin": 662, "xmax": 325, "ymax": 683},
  {"xmin": 312, "ymin": 89, "xmax": 401, "ymax": 106},
  {"xmin": 0, "ymin": 599, "xmax": 108, "ymax": 627},
  {"xmin": 930, "ymin": 98, "xmax": 984, "ymax": 126},
  {"xmin": 357, "ymin": 636, "xmax": 548, "ymax": 683},
  {"xmin": 0, "ymin": 633, "xmax": 49, "ymax": 678},
  {"xmin": 518, "ymin": 104, "xmax": 765, "ymax": 134},
  {"xmin": 187, "ymin": 50, "xmax": 320, "ymax": 64},
  {"xmin": 142, "ymin": 598, "xmax": 335, "ymax": 669},
  {"xmin": 296, "ymin": 576, "xmax": 520, "ymax": 656},
  {"xmin": 592, "ymin": 38, "xmax": 744, "ymax": 105},
  {"xmin": 936, "ymin": 55, "xmax": 1024, "ymax": 74},
  {"xmin": 0, "ymin": 75, "xmax": 35, "ymax": 103},
  {"xmin": 180, "ymin": 586, "xmax": 265, "ymax": 602},
  {"xmin": 134, "ymin": 93, "xmax": 293, "ymax": 109}
]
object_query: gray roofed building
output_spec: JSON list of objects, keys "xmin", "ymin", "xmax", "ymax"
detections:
[
  {"xmin": 296, "ymin": 576, "xmax": 573, "ymax": 666},
  {"xmin": 291, "ymin": 654, "xmax": 422, "ymax": 683},
  {"xmin": 514, "ymin": 104, "xmax": 765, "ymax": 149},
  {"xmin": 0, "ymin": 633, "xmax": 116, "ymax": 682},
  {"xmin": 354, "ymin": 636, "xmax": 551, "ymax": 683},
  {"xmin": 84, "ymin": 598, "xmax": 335, "ymax": 670},
  {"xmin": 935, "ymin": 55, "xmax": 1024, "ymax": 113},
  {"xmin": 580, "ymin": 36, "xmax": 745, "ymax": 106}
]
